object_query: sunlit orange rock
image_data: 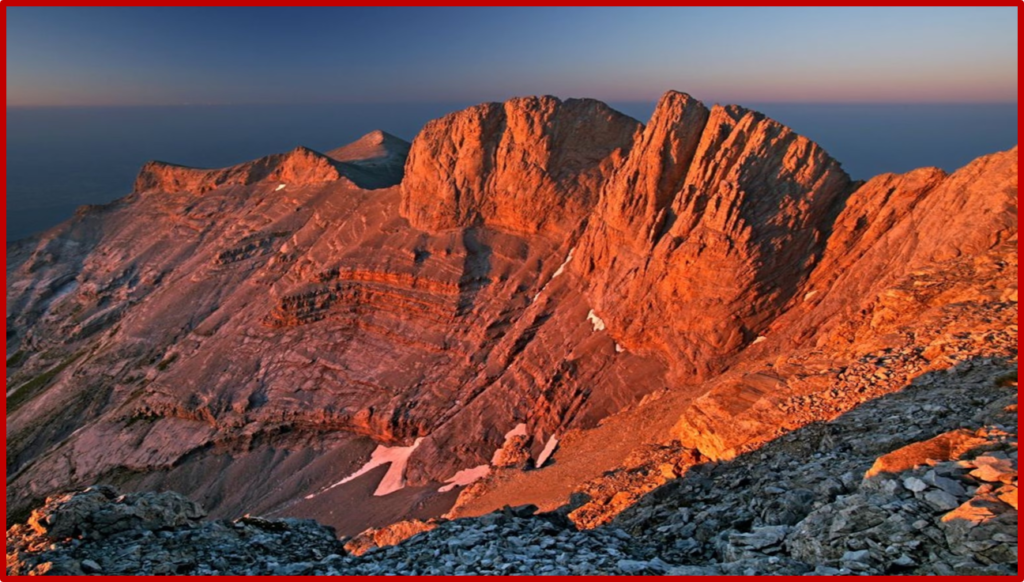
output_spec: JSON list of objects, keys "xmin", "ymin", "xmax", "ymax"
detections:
[{"xmin": 401, "ymin": 96, "xmax": 639, "ymax": 234}]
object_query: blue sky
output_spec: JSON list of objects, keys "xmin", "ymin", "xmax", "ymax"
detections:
[{"xmin": 6, "ymin": 6, "xmax": 1018, "ymax": 106}]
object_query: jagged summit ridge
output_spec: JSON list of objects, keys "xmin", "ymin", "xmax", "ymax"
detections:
[{"xmin": 397, "ymin": 92, "xmax": 858, "ymax": 381}]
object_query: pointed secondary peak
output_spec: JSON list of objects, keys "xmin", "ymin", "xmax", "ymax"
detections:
[
  {"xmin": 363, "ymin": 129, "xmax": 388, "ymax": 144},
  {"xmin": 327, "ymin": 130, "xmax": 412, "ymax": 165},
  {"xmin": 355, "ymin": 129, "xmax": 410, "ymax": 149}
]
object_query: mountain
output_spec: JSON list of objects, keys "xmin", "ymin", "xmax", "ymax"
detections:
[{"xmin": 5, "ymin": 93, "xmax": 1017, "ymax": 569}]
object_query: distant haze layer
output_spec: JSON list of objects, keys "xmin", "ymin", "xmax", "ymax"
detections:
[
  {"xmin": 7, "ymin": 7, "xmax": 1017, "ymax": 106},
  {"xmin": 5, "ymin": 101, "xmax": 1018, "ymax": 241}
]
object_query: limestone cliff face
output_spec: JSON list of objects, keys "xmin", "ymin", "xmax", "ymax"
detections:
[
  {"xmin": 668, "ymin": 147, "xmax": 1018, "ymax": 461},
  {"xmin": 575, "ymin": 94, "xmax": 856, "ymax": 380},
  {"xmin": 588, "ymin": 91, "xmax": 711, "ymax": 253},
  {"xmin": 401, "ymin": 96, "xmax": 640, "ymax": 235}
]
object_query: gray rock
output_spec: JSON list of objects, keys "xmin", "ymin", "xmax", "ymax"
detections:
[
  {"xmin": 730, "ymin": 525, "xmax": 790, "ymax": 550},
  {"xmin": 616, "ymin": 559, "xmax": 650, "ymax": 574},
  {"xmin": 923, "ymin": 471, "xmax": 968, "ymax": 497},
  {"xmin": 80, "ymin": 559, "xmax": 103, "ymax": 574},
  {"xmin": 924, "ymin": 490, "xmax": 960, "ymax": 511},
  {"xmin": 903, "ymin": 477, "xmax": 928, "ymax": 493},
  {"xmin": 841, "ymin": 549, "xmax": 871, "ymax": 563},
  {"xmin": 667, "ymin": 564, "xmax": 723, "ymax": 576}
]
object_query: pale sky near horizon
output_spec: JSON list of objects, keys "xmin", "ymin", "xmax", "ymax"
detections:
[{"xmin": 6, "ymin": 6, "xmax": 1019, "ymax": 107}]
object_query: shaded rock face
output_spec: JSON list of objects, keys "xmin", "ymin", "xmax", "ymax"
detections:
[
  {"xmin": 614, "ymin": 359, "xmax": 1018, "ymax": 577},
  {"xmin": 401, "ymin": 96, "xmax": 640, "ymax": 234},
  {"xmin": 6, "ymin": 486, "xmax": 346, "ymax": 576},
  {"xmin": 5, "ymin": 90, "xmax": 1018, "ymax": 550},
  {"xmin": 25, "ymin": 486, "xmax": 206, "ymax": 541}
]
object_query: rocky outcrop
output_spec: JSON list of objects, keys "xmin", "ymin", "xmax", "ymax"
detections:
[
  {"xmin": 6, "ymin": 486, "xmax": 346, "ymax": 576},
  {"xmin": 343, "ymin": 518, "xmax": 438, "ymax": 556},
  {"xmin": 23, "ymin": 486, "xmax": 205, "ymax": 541},
  {"xmin": 401, "ymin": 96, "xmax": 639, "ymax": 234},
  {"xmin": 134, "ymin": 146, "xmax": 344, "ymax": 194},
  {"xmin": 614, "ymin": 358, "xmax": 1018, "ymax": 576}
]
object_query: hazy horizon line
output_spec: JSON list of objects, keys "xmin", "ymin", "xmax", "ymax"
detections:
[{"xmin": 8, "ymin": 99, "xmax": 1020, "ymax": 109}]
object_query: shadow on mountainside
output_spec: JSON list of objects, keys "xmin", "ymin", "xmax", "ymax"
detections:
[
  {"xmin": 4, "ymin": 356, "xmax": 1017, "ymax": 576},
  {"xmin": 590, "ymin": 355, "xmax": 1018, "ymax": 576}
]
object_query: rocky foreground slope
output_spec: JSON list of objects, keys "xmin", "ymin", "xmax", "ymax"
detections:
[
  {"xmin": 6, "ymin": 90, "xmax": 1018, "ymax": 573},
  {"xmin": 7, "ymin": 357, "xmax": 1017, "ymax": 575}
]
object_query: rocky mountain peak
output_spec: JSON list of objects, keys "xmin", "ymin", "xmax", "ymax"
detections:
[
  {"xmin": 133, "ymin": 145, "xmax": 342, "ymax": 194},
  {"xmin": 575, "ymin": 91, "xmax": 856, "ymax": 379},
  {"xmin": 400, "ymin": 94, "xmax": 640, "ymax": 234}
]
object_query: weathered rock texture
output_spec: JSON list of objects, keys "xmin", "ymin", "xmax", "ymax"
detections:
[
  {"xmin": 7, "ymin": 361, "xmax": 1016, "ymax": 575},
  {"xmin": 401, "ymin": 96, "xmax": 640, "ymax": 234},
  {"xmin": 6, "ymin": 486, "xmax": 346, "ymax": 576},
  {"xmin": 134, "ymin": 146, "xmax": 343, "ymax": 194},
  {"xmin": 6, "ymin": 91, "xmax": 1018, "ymax": 563},
  {"xmin": 575, "ymin": 91, "xmax": 861, "ymax": 382}
]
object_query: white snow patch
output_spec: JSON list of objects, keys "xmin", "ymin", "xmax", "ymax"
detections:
[
  {"xmin": 275, "ymin": 183, "xmax": 287, "ymax": 191},
  {"xmin": 491, "ymin": 423, "xmax": 528, "ymax": 464},
  {"xmin": 551, "ymin": 246, "xmax": 575, "ymax": 279},
  {"xmin": 587, "ymin": 309, "xmax": 606, "ymax": 332},
  {"xmin": 615, "ymin": 343, "xmax": 625, "ymax": 353},
  {"xmin": 504, "ymin": 423, "xmax": 528, "ymax": 440},
  {"xmin": 535, "ymin": 435, "xmax": 560, "ymax": 468},
  {"xmin": 752, "ymin": 336, "xmax": 767, "ymax": 345},
  {"xmin": 306, "ymin": 437, "xmax": 424, "ymax": 500},
  {"xmin": 438, "ymin": 465, "xmax": 491, "ymax": 493},
  {"xmin": 532, "ymin": 247, "xmax": 576, "ymax": 302}
]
